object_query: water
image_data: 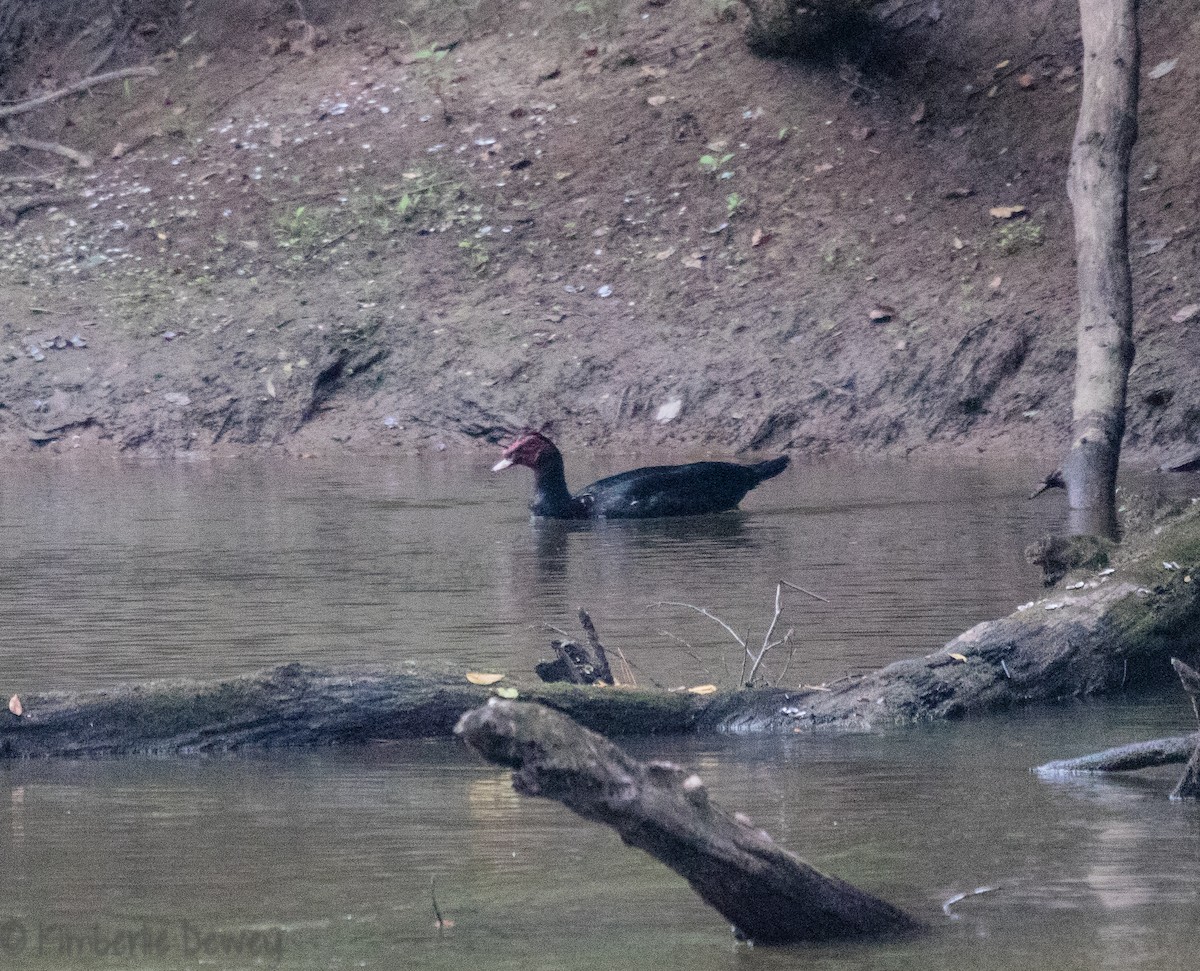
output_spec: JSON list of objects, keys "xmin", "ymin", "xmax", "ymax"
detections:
[
  {"xmin": 1, "ymin": 453, "xmax": 1061, "ymax": 693},
  {"xmin": 2, "ymin": 455, "xmax": 1198, "ymax": 970}
]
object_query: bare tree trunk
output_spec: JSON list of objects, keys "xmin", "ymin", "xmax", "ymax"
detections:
[{"xmin": 1064, "ymin": 0, "xmax": 1140, "ymax": 538}]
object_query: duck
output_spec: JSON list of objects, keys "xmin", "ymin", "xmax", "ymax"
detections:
[{"xmin": 492, "ymin": 430, "xmax": 789, "ymax": 519}]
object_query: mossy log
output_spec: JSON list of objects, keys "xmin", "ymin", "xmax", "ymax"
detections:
[
  {"xmin": 455, "ymin": 699, "xmax": 922, "ymax": 944},
  {"xmin": 0, "ymin": 663, "xmax": 703, "ymax": 758}
]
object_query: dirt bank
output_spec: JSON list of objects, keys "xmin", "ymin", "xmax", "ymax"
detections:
[{"xmin": 0, "ymin": 0, "xmax": 1196, "ymax": 462}]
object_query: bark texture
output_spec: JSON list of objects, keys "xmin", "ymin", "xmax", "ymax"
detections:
[
  {"xmin": 1063, "ymin": 0, "xmax": 1140, "ymax": 534},
  {"xmin": 0, "ymin": 664, "xmax": 703, "ymax": 757},
  {"xmin": 455, "ymin": 699, "xmax": 921, "ymax": 943}
]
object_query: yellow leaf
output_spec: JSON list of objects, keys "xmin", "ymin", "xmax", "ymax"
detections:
[
  {"xmin": 494, "ymin": 686, "xmax": 519, "ymax": 699},
  {"xmin": 688, "ymin": 684, "xmax": 718, "ymax": 695},
  {"xmin": 948, "ymin": 653, "xmax": 968, "ymax": 662},
  {"xmin": 8, "ymin": 695, "xmax": 22, "ymax": 716},
  {"xmin": 466, "ymin": 672, "xmax": 505, "ymax": 685}
]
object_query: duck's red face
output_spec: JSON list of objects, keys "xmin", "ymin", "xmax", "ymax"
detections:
[{"xmin": 492, "ymin": 432, "xmax": 555, "ymax": 472}]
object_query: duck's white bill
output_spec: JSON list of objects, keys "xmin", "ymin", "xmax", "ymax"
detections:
[{"xmin": 491, "ymin": 458, "xmax": 514, "ymax": 472}]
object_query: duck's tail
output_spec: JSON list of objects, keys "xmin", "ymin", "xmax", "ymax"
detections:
[{"xmin": 752, "ymin": 455, "xmax": 790, "ymax": 483}]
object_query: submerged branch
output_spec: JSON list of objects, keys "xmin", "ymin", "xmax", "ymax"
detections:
[{"xmin": 455, "ymin": 699, "xmax": 922, "ymax": 944}]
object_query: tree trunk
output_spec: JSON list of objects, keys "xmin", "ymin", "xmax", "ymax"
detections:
[
  {"xmin": 455, "ymin": 699, "xmax": 921, "ymax": 943},
  {"xmin": 1064, "ymin": 0, "xmax": 1140, "ymax": 538}
]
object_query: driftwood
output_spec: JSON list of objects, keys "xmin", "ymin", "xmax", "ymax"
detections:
[
  {"xmin": 536, "ymin": 609, "xmax": 615, "ymax": 686},
  {"xmin": 1035, "ymin": 656, "xmax": 1200, "ymax": 798},
  {"xmin": 1035, "ymin": 733, "xmax": 1200, "ymax": 773},
  {"xmin": 0, "ymin": 663, "xmax": 703, "ymax": 758},
  {"xmin": 455, "ymin": 699, "xmax": 922, "ymax": 944}
]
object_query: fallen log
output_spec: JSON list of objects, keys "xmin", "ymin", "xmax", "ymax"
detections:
[
  {"xmin": 0, "ymin": 663, "xmax": 703, "ymax": 758},
  {"xmin": 454, "ymin": 699, "xmax": 922, "ymax": 944}
]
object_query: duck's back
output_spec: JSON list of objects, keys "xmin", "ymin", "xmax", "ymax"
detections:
[{"xmin": 579, "ymin": 457, "xmax": 788, "ymax": 519}]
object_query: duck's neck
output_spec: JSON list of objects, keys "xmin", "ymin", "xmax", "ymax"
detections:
[{"xmin": 530, "ymin": 454, "xmax": 580, "ymax": 518}]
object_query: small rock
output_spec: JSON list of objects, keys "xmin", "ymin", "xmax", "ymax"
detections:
[{"xmin": 596, "ymin": 284, "xmax": 613, "ymax": 298}]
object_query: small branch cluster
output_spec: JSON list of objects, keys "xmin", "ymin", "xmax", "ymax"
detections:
[
  {"xmin": 653, "ymin": 580, "xmax": 828, "ymax": 688},
  {"xmin": 1, "ymin": 65, "xmax": 157, "ymax": 172}
]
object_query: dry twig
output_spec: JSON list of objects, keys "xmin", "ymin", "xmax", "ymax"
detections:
[{"xmin": 0, "ymin": 65, "xmax": 158, "ymax": 121}]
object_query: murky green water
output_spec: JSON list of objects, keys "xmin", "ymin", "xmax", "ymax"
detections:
[{"xmin": 2, "ymin": 455, "xmax": 1198, "ymax": 969}]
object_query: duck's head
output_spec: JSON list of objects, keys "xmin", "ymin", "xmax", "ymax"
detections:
[{"xmin": 492, "ymin": 430, "xmax": 561, "ymax": 472}]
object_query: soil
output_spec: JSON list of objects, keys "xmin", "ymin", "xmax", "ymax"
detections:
[{"xmin": 1, "ymin": 0, "xmax": 1197, "ymax": 463}]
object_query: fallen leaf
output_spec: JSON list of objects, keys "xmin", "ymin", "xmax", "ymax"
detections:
[
  {"xmin": 850, "ymin": 126, "xmax": 874, "ymax": 141},
  {"xmin": 952, "ymin": 236, "xmax": 965, "ymax": 250},
  {"xmin": 910, "ymin": 101, "xmax": 927, "ymax": 124},
  {"xmin": 646, "ymin": 95, "xmax": 667, "ymax": 107},
  {"xmin": 1171, "ymin": 304, "xmax": 1199, "ymax": 324},
  {"xmin": 466, "ymin": 672, "xmax": 505, "ymax": 685},
  {"xmin": 1147, "ymin": 58, "xmax": 1177, "ymax": 80},
  {"xmin": 989, "ymin": 205, "xmax": 1026, "ymax": 219},
  {"xmin": 944, "ymin": 186, "xmax": 974, "ymax": 199},
  {"xmin": 688, "ymin": 684, "xmax": 718, "ymax": 695},
  {"xmin": 654, "ymin": 246, "xmax": 676, "ymax": 260},
  {"xmin": 8, "ymin": 695, "xmax": 21, "ymax": 716},
  {"xmin": 995, "ymin": 59, "xmax": 1010, "ymax": 69},
  {"xmin": 1138, "ymin": 237, "xmax": 1171, "ymax": 255},
  {"xmin": 948, "ymin": 652, "xmax": 968, "ymax": 662},
  {"xmin": 990, "ymin": 275, "xmax": 1003, "ymax": 289},
  {"xmin": 1017, "ymin": 73, "xmax": 1035, "ymax": 88},
  {"xmin": 494, "ymin": 686, "xmax": 519, "ymax": 699},
  {"xmin": 266, "ymin": 376, "xmax": 277, "ymax": 398},
  {"xmin": 750, "ymin": 227, "xmax": 771, "ymax": 247},
  {"xmin": 640, "ymin": 65, "xmax": 669, "ymax": 79},
  {"xmin": 813, "ymin": 162, "xmax": 834, "ymax": 174},
  {"xmin": 681, "ymin": 254, "xmax": 704, "ymax": 269},
  {"xmin": 111, "ymin": 142, "xmax": 128, "ymax": 159}
]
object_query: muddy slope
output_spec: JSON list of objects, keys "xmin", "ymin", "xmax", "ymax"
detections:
[{"xmin": 0, "ymin": 0, "xmax": 1196, "ymax": 461}]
